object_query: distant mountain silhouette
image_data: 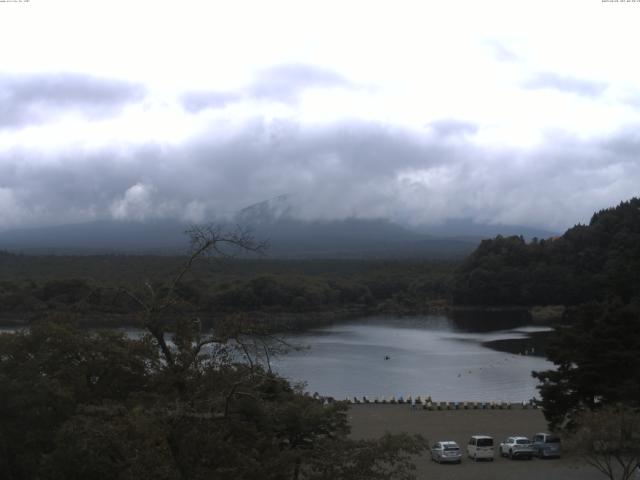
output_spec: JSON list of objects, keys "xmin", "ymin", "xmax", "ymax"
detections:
[
  {"xmin": 0, "ymin": 196, "xmax": 557, "ymax": 258},
  {"xmin": 0, "ymin": 217, "xmax": 475, "ymax": 258},
  {"xmin": 233, "ymin": 196, "xmax": 476, "ymax": 258},
  {"xmin": 0, "ymin": 220, "xmax": 191, "ymax": 254}
]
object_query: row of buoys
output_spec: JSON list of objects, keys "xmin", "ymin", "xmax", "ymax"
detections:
[
  {"xmin": 345, "ymin": 397, "xmax": 539, "ymax": 410},
  {"xmin": 307, "ymin": 392, "xmax": 539, "ymax": 410},
  {"xmin": 350, "ymin": 395, "xmax": 432, "ymax": 405},
  {"xmin": 519, "ymin": 347, "xmax": 536, "ymax": 356}
]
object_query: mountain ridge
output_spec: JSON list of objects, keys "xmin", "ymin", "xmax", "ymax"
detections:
[{"xmin": 0, "ymin": 197, "xmax": 558, "ymax": 258}]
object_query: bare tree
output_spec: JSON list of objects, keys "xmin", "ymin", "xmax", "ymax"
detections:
[
  {"xmin": 566, "ymin": 405, "xmax": 640, "ymax": 480},
  {"xmin": 121, "ymin": 224, "xmax": 266, "ymax": 373}
]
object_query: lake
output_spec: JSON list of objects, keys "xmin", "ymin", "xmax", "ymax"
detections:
[
  {"xmin": 0, "ymin": 312, "xmax": 555, "ymax": 403},
  {"xmin": 269, "ymin": 313, "xmax": 554, "ymax": 402}
]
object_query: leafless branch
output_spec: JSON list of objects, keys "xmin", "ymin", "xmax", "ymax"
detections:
[
  {"xmin": 223, "ymin": 381, "xmax": 259, "ymax": 418},
  {"xmin": 160, "ymin": 224, "xmax": 265, "ymax": 312},
  {"xmin": 234, "ymin": 336, "xmax": 255, "ymax": 371},
  {"xmin": 118, "ymin": 287, "xmax": 151, "ymax": 314},
  {"xmin": 115, "ymin": 223, "xmax": 265, "ymax": 369},
  {"xmin": 262, "ymin": 342, "xmax": 272, "ymax": 374}
]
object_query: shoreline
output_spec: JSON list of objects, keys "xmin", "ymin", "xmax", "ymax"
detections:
[{"xmin": 0, "ymin": 303, "xmax": 565, "ymax": 329}]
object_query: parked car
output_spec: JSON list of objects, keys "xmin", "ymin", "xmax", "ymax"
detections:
[
  {"xmin": 467, "ymin": 435, "xmax": 494, "ymax": 461},
  {"xmin": 499, "ymin": 436, "xmax": 534, "ymax": 459},
  {"xmin": 532, "ymin": 432, "xmax": 561, "ymax": 458},
  {"xmin": 431, "ymin": 441, "xmax": 462, "ymax": 464}
]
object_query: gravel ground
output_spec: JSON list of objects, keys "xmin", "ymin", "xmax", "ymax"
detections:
[{"xmin": 348, "ymin": 404, "xmax": 604, "ymax": 480}]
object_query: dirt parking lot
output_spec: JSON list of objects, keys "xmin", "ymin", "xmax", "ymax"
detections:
[{"xmin": 348, "ymin": 404, "xmax": 604, "ymax": 480}]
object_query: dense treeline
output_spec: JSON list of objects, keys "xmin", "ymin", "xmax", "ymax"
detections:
[
  {"xmin": 0, "ymin": 256, "xmax": 455, "ymax": 325},
  {"xmin": 453, "ymin": 198, "xmax": 640, "ymax": 306}
]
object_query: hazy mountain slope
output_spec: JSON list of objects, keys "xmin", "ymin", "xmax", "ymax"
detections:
[
  {"xmin": 0, "ymin": 217, "xmax": 477, "ymax": 258},
  {"xmin": 240, "ymin": 217, "xmax": 477, "ymax": 258},
  {"xmin": 0, "ymin": 220, "xmax": 190, "ymax": 254},
  {"xmin": 0, "ymin": 195, "xmax": 553, "ymax": 258},
  {"xmin": 408, "ymin": 218, "xmax": 557, "ymax": 241}
]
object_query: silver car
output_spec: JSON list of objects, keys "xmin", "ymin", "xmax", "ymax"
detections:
[
  {"xmin": 431, "ymin": 441, "xmax": 462, "ymax": 464},
  {"xmin": 532, "ymin": 432, "xmax": 561, "ymax": 458}
]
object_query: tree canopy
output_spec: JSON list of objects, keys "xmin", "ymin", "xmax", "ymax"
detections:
[
  {"xmin": 453, "ymin": 197, "xmax": 640, "ymax": 306},
  {"xmin": 565, "ymin": 405, "xmax": 640, "ymax": 480},
  {"xmin": 532, "ymin": 300, "xmax": 640, "ymax": 430}
]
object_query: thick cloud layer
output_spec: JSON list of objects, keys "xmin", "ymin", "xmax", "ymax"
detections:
[
  {"xmin": 0, "ymin": 115, "xmax": 638, "ymax": 232},
  {"xmin": 523, "ymin": 73, "xmax": 607, "ymax": 98},
  {"xmin": 180, "ymin": 64, "xmax": 353, "ymax": 112},
  {"xmin": 249, "ymin": 64, "xmax": 352, "ymax": 103},
  {"xmin": 0, "ymin": 73, "xmax": 145, "ymax": 128}
]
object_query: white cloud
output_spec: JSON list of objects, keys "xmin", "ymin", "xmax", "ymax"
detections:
[
  {"xmin": 0, "ymin": 188, "xmax": 28, "ymax": 226},
  {"xmin": 110, "ymin": 183, "xmax": 156, "ymax": 221}
]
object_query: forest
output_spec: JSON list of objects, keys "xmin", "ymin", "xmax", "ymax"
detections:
[
  {"xmin": 0, "ymin": 255, "xmax": 455, "ymax": 328},
  {"xmin": 453, "ymin": 198, "xmax": 640, "ymax": 306}
]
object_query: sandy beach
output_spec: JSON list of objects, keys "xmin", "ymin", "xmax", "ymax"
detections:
[{"xmin": 348, "ymin": 404, "xmax": 603, "ymax": 480}]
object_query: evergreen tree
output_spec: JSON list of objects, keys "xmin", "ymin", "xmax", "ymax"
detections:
[{"xmin": 532, "ymin": 301, "xmax": 640, "ymax": 430}]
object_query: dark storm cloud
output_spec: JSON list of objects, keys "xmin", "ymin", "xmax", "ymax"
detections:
[
  {"xmin": 0, "ymin": 118, "xmax": 639, "ymax": 231},
  {"xmin": 180, "ymin": 63, "xmax": 352, "ymax": 112},
  {"xmin": 523, "ymin": 72, "xmax": 607, "ymax": 97},
  {"xmin": 0, "ymin": 72, "xmax": 146, "ymax": 128}
]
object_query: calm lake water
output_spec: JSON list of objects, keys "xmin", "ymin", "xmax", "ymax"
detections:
[
  {"xmin": 0, "ymin": 312, "xmax": 555, "ymax": 403},
  {"xmin": 270, "ymin": 314, "xmax": 554, "ymax": 402}
]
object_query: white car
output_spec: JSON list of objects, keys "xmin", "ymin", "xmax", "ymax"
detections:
[
  {"xmin": 499, "ymin": 436, "xmax": 534, "ymax": 459},
  {"xmin": 431, "ymin": 441, "xmax": 462, "ymax": 464},
  {"xmin": 467, "ymin": 435, "xmax": 494, "ymax": 461}
]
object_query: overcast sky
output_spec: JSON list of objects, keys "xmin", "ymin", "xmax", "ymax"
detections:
[{"xmin": 1, "ymin": 0, "xmax": 639, "ymax": 232}]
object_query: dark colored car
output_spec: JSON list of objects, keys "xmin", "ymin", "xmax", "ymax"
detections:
[{"xmin": 532, "ymin": 432, "xmax": 561, "ymax": 458}]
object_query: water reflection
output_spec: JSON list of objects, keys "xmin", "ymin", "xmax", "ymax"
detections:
[
  {"xmin": 0, "ymin": 313, "xmax": 555, "ymax": 403},
  {"xmin": 448, "ymin": 308, "xmax": 532, "ymax": 332},
  {"xmin": 271, "ymin": 314, "xmax": 553, "ymax": 402}
]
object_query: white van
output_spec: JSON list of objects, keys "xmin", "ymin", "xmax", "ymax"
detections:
[{"xmin": 467, "ymin": 435, "xmax": 494, "ymax": 461}]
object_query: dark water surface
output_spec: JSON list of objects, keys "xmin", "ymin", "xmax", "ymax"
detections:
[
  {"xmin": 270, "ymin": 314, "xmax": 553, "ymax": 402},
  {"xmin": 0, "ymin": 313, "xmax": 554, "ymax": 403}
]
